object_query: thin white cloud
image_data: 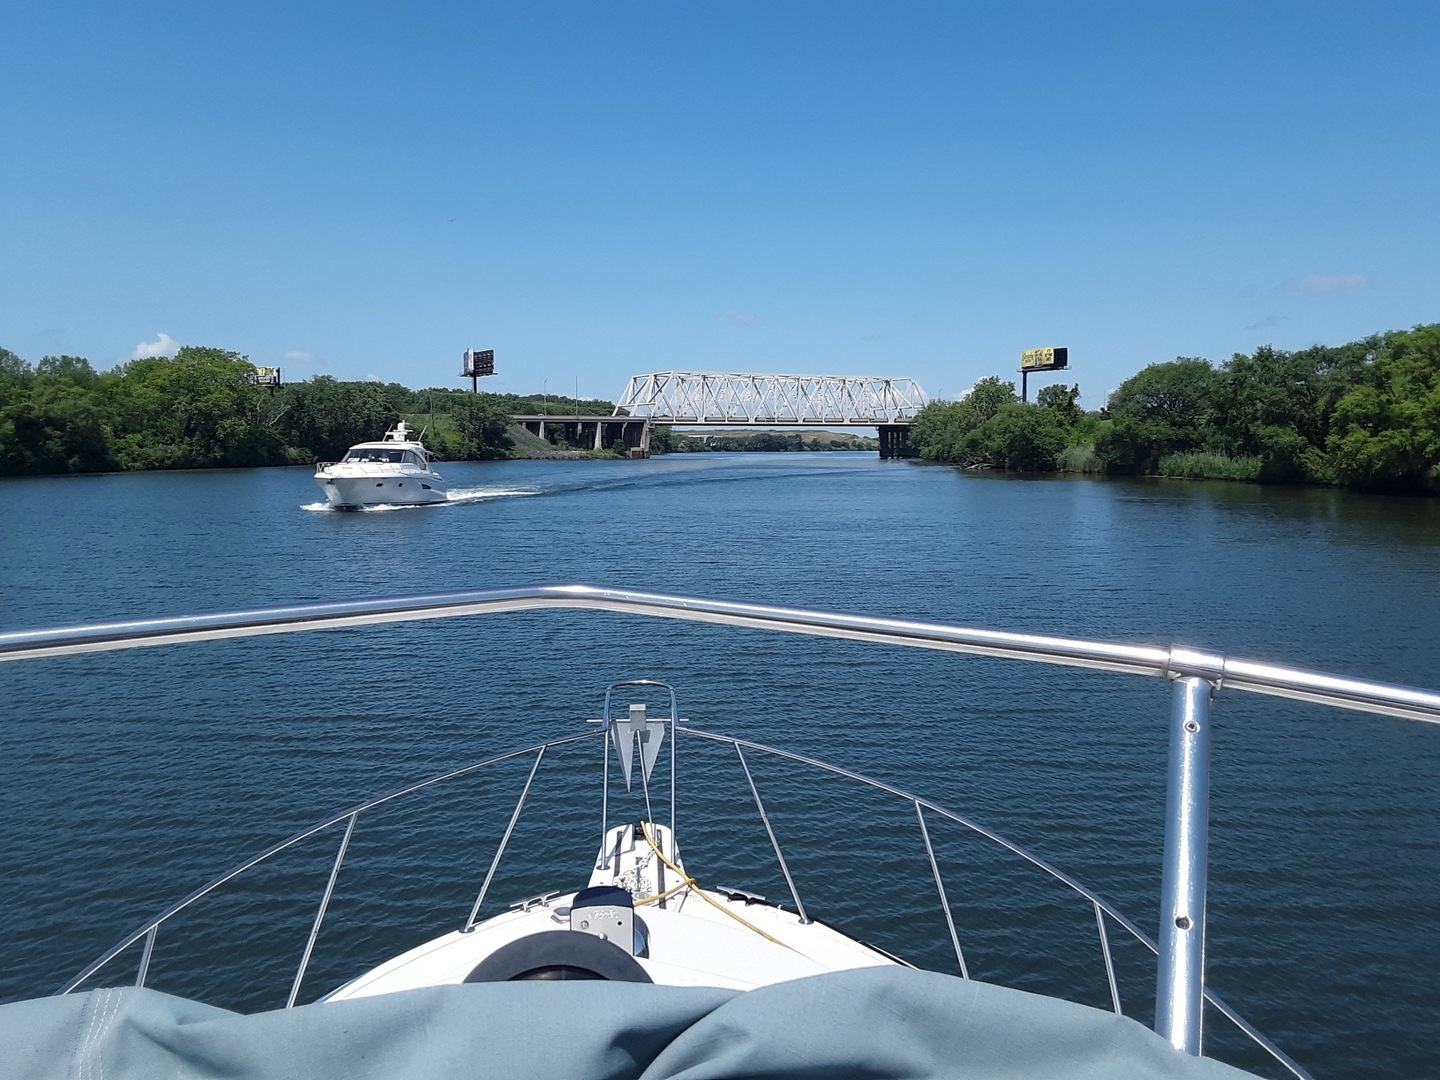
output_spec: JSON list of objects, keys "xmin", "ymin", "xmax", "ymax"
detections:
[
  {"xmin": 719, "ymin": 309, "xmax": 765, "ymax": 328},
  {"xmin": 1245, "ymin": 315, "xmax": 1290, "ymax": 331},
  {"xmin": 1282, "ymin": 273, "xmax": 1370, "ymax": 295},
  {"xmin": 131, "ymin": 332, "xmax": 179, "ymax": 359},
  {"xmin": 283, "ymin": 350, "xmax": 325, "ymax": 372}
]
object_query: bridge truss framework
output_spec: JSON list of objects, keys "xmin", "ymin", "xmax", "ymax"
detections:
[{"xmin": 613, "ymin": 372, "xmax": 929, "ymax": 426}]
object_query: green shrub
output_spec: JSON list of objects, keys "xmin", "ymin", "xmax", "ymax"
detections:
[
  {"xmin": 1058, "ymin": 444, "xmax": 1103, "ymax": 473},
  {"xmin": 1154, "ymin": 452, "xmax": 1262, "ymax": 481}
]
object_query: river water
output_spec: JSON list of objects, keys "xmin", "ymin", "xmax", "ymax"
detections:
[{"xmin": 2, "ymin": 453, "xmax": 1437, "ymax": 1077}]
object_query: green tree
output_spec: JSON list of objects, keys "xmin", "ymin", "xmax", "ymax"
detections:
[
  {"xmin": 282, "ymin": 377, "xmax": 401, "ymax": 461},
  {"xmin": 0, "ymin": 347, "xmax": 33, "ymax": 410},
  {"xmin": 450, "ymin": 396, "xmax": 514, "ymax": 458},
  {"xmin": 910, "ymin": 377, "xmax": 1018, "ymax": 464},
  {"xmin": 961, "ymin": 376, "xmax": 1018, "ymax": 425},
  {"xmin": 36, "ymin": 355, "xmax": 100, "ymax": 385},
  {"xmin": 1210, "ymin": 343, "xmax": 1372, "ymax": 482},
  {"xmin": 1036, "ymin": 383, "xmax": 1082, "ymax": 428},
  {"xmin": 1096, "ymin": 358, "xmax": 1217, "ymax": 473},
  {"xmin": 1323, "ymin": 325, "xmax": 1440, "ymax": 491},
  {"xmin": 0, "ymin": 381, "xmax": 112, "ymax": 474},
  {"xmin": 975, "ymin": 403, "xmax": 1067, "ymax": 471},
  {"xmin": 0, "ymin": 347, "xmax": 31, "ymax": 386},
  {"xmin": 108, "ymin": 346, "xmax": 287, "ymax": 468}
]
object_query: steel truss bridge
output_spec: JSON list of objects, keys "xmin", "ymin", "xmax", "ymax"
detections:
[
  {"xmin": 612, "ymin": 371, "xmax": 928, "ymax": 459},
  {"xmin": 514, "ymin": 372, "xmax": 929, "ymax": 459},
  {"xmin": 614, "ymin": 371, "xmax": 928, "ymax": 426}
]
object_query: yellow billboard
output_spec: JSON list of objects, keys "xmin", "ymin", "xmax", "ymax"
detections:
[{"xmin": 1020, "ymin": 347, "xmax": 1068, "ymax": 372}]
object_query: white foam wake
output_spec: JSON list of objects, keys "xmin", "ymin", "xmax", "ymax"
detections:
[{"xmin": 300, "ymin": 487, "xmax": 539, "ymax": 512}]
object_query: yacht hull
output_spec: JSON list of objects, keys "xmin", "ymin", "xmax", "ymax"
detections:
[
  {"xmin": 315, "ymin": 471, "xmax": 448, "ymax": 508},
  {"xmin": 313, "ymin": 421, "xmax": 447, "ymax": 508}
]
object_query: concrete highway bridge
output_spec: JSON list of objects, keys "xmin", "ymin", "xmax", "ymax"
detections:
[{"xmin": 514, "ymin": 371, "xmax": 930, "ymax": 458}]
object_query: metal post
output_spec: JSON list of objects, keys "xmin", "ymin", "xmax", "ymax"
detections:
[
  {"xmin": 669, "ymin": 706, "xmax": 678, "ymax": 847},
  {"xmin": 735, "ymin": 744, "xmax": 810, "ymax": 924},
  {"xmin": 464, "ymin": 747, "xmax": 546, "ymax": 930},
  {"xmin": 1155, "ymin": 675, "xmax": 1212, "ymax": 1054},
  {"xmin": 288, "ymin": 811, "xmax": 358, "ymax": 1008},
  {"xmin": 599, "ymin": 716, "xmax": 611, "ymax": 868},
  {"xmin": 135, "ymin": 926, "xmax": 157, "ymax": 988},
  {"xmin": 916, "ymin": 801, "xmax": 968, "ymax": 978}
]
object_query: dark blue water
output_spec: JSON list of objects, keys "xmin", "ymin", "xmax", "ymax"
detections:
[{"xmin": 2, "ymin": 454, "xmax": 1438, "ymax": 1077}]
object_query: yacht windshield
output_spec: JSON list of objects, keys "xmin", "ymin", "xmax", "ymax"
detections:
[{"xmin": 342, "ymin": 449, "xmax": 406, "ymax": 463}]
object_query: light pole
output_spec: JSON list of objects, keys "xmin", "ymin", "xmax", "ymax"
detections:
[{"xmin": 543, "ymin": 379, "xmax": 548, "ymax": 416}]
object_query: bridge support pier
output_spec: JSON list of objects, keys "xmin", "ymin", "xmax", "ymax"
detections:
[
  {"xmin": 878, "ymin": 424, "xmax": 917, "ymax": 460},
  {"xmin": 519, "ymin": 417, "xmax": 650, "ymax": 457}
]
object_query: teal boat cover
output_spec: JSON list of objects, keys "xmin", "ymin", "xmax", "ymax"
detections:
[{"xmin": 1, "ymin": 966, "xmax": 1260, "ymax": 1079}]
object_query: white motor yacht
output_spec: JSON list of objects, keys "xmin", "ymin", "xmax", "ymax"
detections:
[{"xmin": 313, "ymin": 422, "xmax": 446, "ymax": 508}]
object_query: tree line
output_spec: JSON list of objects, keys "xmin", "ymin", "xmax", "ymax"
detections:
[
  {"xmin": 0, "ymin": 345, "xmax": 615, "ymax": 475},
  {"xmin": 908, "ymin": 324, "xmax": 1440, "ymax": 494},
  {"xmin": 5, "ymin": 326, "xmax": 1436, "ymax": 491}
]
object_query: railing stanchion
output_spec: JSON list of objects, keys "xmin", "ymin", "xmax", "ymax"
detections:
[
  {"xmin": 135, "ymin": 926, "xmax": 157, "ymax": 988},
  {"xmin": 1155, "ymin": 675, "xmax": 1213, "ymax": 1054},
  {"xmin": 916, "ymin": 800, "xmax": 967, "ymax": 978},
  {"xmin": 1095, "ymin": 902, "xmax": 1121, "ymax": 1015},
  {"xmin": 600, "ymin": 717, "xmax": 611, "ymax": 868},
  {"xmin": 669, "ymin": 703, "xmax": 678, "ymax": 850},
  {"xmin": 735, "ymin": 744, "xmax": 809, "ymax": 924},
  {"xmin": 288, "ymin": 811, "xmax": 358, "ymax": 1008},
  {"xmin": 464, "ymin": 746, "xmax": 546, "ymax": 931}
]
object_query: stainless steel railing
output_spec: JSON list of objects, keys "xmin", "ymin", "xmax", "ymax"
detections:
[
  {"xmin": 4, "ymin": 584, "xmax": 1438, "ymax": 725},
  {"xmin": 50, "ymin": 720, "xmax": 1309, "ymax": 1075},
  {"xmin": 7, "ymin": 584, "xmax": 1439, "ymax": 1074}
]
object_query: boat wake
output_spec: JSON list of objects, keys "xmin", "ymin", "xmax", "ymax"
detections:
[
  {"xmin": 301, "ymin": 487, "xmax": 539, "ymax": 512},
  {"xmin": 442, "ymin": 486, "xmax": 541, "ymax": 507}
]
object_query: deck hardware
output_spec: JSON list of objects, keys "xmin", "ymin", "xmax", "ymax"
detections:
[
  {"xmin": 593, "ymin": 681, "xmax": 684, "ymax": 868},
  {"xmin": 716, "ymin": 886, "xmax": 768, "ymax": 903},
  {"xmin": 510, "ymin": 891, "xmax": 562, "ymax": 912}
]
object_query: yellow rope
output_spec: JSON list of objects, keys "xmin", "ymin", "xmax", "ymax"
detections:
[
  {"xmin": 637, "ymin": 821, "xmax": 793, "ymax": 950},
  {"xmin": 637, "ymin": 876, "xmax": 693, "ymax": 907}
]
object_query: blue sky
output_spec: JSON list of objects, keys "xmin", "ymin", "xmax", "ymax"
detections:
[{"xmin": 3, "ymin": 1, "xmax": 1435, "ymax": 408}]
